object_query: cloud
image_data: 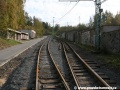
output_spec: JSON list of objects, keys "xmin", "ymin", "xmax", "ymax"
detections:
[{"xmin": 24, "ymin": 0, "xmax": 120, "ymax": 26}]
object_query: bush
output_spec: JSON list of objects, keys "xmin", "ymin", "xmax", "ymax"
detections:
[{"xmin": 0, "ymin": 30, "xmax": 7, "ymax": 38}]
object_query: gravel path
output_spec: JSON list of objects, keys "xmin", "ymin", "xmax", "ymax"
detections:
[{"xmin": 0, "ymin": 39, "xmax": 46, "ymax": 90}]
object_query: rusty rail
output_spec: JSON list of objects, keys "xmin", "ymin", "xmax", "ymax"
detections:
[
  {"xmin": 35, "ymin": 39, "xmax": 47, "ymax": 90},
  {"xmin": 63, "ymin": 41, "xmax": 112, "ymax": 90},
  {"xmin": 36, "ymin": 38, "xmax": 70, "ymax": 90},
  {"xmin": 47, "ymin": 40, "xmax": 70, "ymax": 90},
  {"xmin": 62, "ymin": 42, "xmax": 80, "ymax": 89}
]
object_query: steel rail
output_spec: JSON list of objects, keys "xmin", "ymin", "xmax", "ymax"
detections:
[
  {"xmin": 61, "ymin": 42, "xmax": 80, "ymax": 89},
  {"xmin": 35, "ymin": 39, "xmax": 48, "ymax": 90},
  {"xmin": 48, "ymin": 40, "xmax": 70, "ymax": 90},
  {"xmin": 64, "ymin": 41, "xmax": 113, "ymax": 89}
]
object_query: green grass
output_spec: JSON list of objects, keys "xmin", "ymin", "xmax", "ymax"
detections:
[
  {"xmin": 76, "ymin": 42, "xmax": 120, "ymax": 69},
  {"xmin": 96, "ymin": 53, "xmax": 120, "ymax": 67},
  {"xmin": 77, "ymin": 44, "xmax": 94, "ymax": 51},
  {"xmin": 60, "ymin": 38, "xmax": 120, "ymax": 69},
  {"xmin": 0, "ymin": 38, "xmax": 21, "ymax": 50}
]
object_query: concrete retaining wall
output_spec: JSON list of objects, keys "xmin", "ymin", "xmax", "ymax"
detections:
[
  {"xmin": 102, "ymin": 29, "xmax": 120, "ymax": 53},
  {"xmin": 81, "ymin": 31, "xmax": 90, "ymax": 45},
  {"xmin": 61, "ymin": 26, "xmax": 120, "ymax": 53}
]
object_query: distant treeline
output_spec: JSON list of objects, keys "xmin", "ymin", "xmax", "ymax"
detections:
[
  {"xmin": 59, "ymin": 11, "xmax": 120, "ymax": 32},
  {"xmin": 0, "ymin": 0, "xmax": 44, "ymax": 38}
]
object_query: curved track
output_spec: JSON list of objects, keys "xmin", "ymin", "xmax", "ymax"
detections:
[
  {"xmin": 36, "ymin": 38, "xmax": 70, "ymax": 90},
  {"xmin": 36, "ymin": 37, "xmax": 116, "ymax": 90},
  {"xmin": 61, "ymin": 40, "xmax": 114, "ymax": 90}
]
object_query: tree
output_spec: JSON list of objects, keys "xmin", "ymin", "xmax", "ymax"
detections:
[
  {"xmin": 0, "ymin": 0, "xmax": 8, "ymax": 28},
  {"xmin": 88, "ymin": 17, "xmax": 94, "ymax": 29},
  {"xmin": 42, "ymin": 22, "xmax": 52, "ymax": 35},
  {"xmin": 0, "ymin": 0, "xmax": 8, "ymax": 37},
  {"xmin": 102, "ymin": 11, "xmax": 114, "ymax": 25},
  {"xmin": 42, "ymin": 22, "xmax": 49, "ymax": 30},
  {"xmin": 24, "ymin": 12, "xmax": 33, "ymax": 29},
  {"xmin": 17, "ymin": 0, "xmax": 25, "ymax": 29},
  {"xmin": 54, "ymin": 24, "xmax": 60, "ymax": 32},
  {"xmin": 33, "ymin": 16, "xmax": 44, "ymax": 36},
  {"xmin": 114, "ymin": 12, "xmax": 120, "ymax": 25}
]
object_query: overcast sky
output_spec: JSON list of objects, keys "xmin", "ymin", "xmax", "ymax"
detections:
[{"xmin": 24, "ymin": 0, "xmax": 120, "ymax": 26}]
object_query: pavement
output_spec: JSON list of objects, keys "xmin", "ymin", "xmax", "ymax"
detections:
[{"xmin": 0, "ymin": 36, "xmax": 47, "ymax": 67}]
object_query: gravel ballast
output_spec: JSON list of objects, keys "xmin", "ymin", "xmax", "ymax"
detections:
[
  {"xmin": 1, "ymin": 36, "xmax": 119, "ymax": 90},
  {"xmin": 69, "ymin": 42, "xmax": 120, "ymax": 88},
  {"xmin": 49, "ymin": 38, "xmax": 76, "ymax": 89},
  {"xmin": 0, "ymin": 39, "xmax": 46, "ymax": 90}
]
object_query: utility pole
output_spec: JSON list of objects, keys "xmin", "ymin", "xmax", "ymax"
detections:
[
  {"xmin": 79, "ymin": 16, "xmax": 80, "ymax": 27},
  {"xmin": 53, "ymin": 17, "xmax": 55, "ymax": 36},
  {"xmin": 59, "ymin": 0, "xmax": 107, "ymax": 51},
  {"xmin": 67, "ymin": 22, "xmax": 68, "ymax": 26},
  {"xmin": 95, "ymin": 0, "xmax": 102, "ymax": 51}
]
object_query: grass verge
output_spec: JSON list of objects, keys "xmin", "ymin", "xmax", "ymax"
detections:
[
  {"xmin": 77, "ymin": 43, "xmax": 94, "ymax": 52},
  {"xmin": 59, "ymin": 38, "xmax": 120, "ymax": 71},
  {"xmin": 76, "ymin": 42, "xmax": 120, "ymax": 72},
  {"xmin": 95, "ymin": 53, "xmax": 120, "ymax": 68},
  {"xmin": 0, "ymin": 38, "xmax": 21, "ymax": 50}
]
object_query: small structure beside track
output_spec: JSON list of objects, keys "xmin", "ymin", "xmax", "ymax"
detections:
[{"xmin": 7, "ymin": 28, "xmax": 36, "ymax": 41}]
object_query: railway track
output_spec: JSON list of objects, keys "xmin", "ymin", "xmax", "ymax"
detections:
[
  {"xmin": 61, "ymin": 41, "xmax": 115, "ymax": 90},
  {"xmin": 35, "ymin": 37, "xmax": 116, "ymax": 90},
  {"xmin": 36, "ymin": 38, "xmax": 70, "ymax": 90},
  {"xmin": 49, "ymin": 38, "xmax": 76, "ymax": 90}
]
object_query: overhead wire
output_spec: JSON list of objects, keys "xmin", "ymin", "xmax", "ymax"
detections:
[
  {"xmin": 63, "ymin": 2, "xmax": 71, "ymax": 14},
  {"xmin": 43, "ymin": 0, "xmax": 46, "ymax": 8},
  {"xmin": 55, "ymin": 0, "xmax": 80, "ymax": 24},
  {"xmin": 101, "ymin": 0, "xmax": 107, "ymax": 4}
]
